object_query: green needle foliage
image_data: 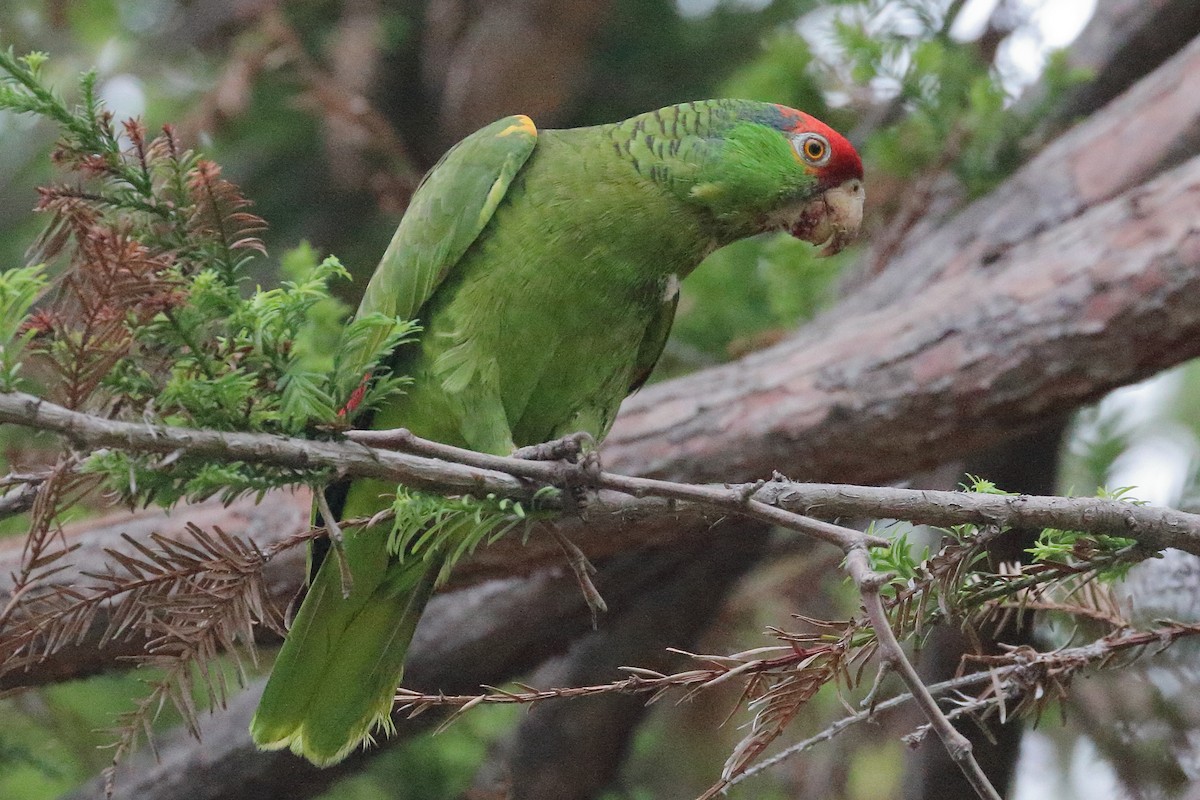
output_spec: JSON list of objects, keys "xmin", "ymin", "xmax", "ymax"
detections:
[
  {"xmin": 833, "ymin": 3, "xmax": 1090, "ymax": 197},
  {"xmin": 865, "ymin": 477, "xmax": 1154, "ymax": 652},
  {"xmin": 1026, "ymin": 485, "xmax": 1142, "ymax": 580},
  {"xmin": 0, "ymin": 47, "xmax": 416, "ymax": 505},
  {"xmin": 388, "ymin": 488, "xmax": 534, "ymax": 586}
]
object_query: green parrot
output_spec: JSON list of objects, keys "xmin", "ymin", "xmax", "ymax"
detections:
[{"xmin": 250, "ymin": 99, "xmax": 864, "ymax": 765}]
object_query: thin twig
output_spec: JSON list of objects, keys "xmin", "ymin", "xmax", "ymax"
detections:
[
  {"xmin": 394, "ymin": 645, "xmax": 821, "ymax": 713},
  {"xmin": 2, "ymin": 392, "xmax": 1198, "ymax": 557},
  {"xmin": 385, "ymin": 616, "xmax": 1200, "ymax": 793},
  {"xmin": 349, "ymin": 428, "xmax": 875, "ymax": 549},
  {"xmin": 845, "ymin": 548, "xmax": 1002, "ymax": 800},
  {"xmin": 547, "ymin": 527, "xmax": 606, "ymax": 626},
  {"xmin": 315, "ymin": 489, "xmax": 353, "ymax": 599}
]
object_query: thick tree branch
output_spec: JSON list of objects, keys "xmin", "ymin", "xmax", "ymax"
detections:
[
  {"xmin": 3, "ymin": 393, "xmax": 1200, "ymax": 600},
  {"xmin": 606, "ymin": 34, "xmax": 1200, "ymax": 490},
  {"xmin": 846, "ymin": 31, "xmax": 1200, "ymax": 322}
]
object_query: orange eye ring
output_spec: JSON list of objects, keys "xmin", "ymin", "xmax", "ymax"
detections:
[{"xmin": 792, "ymin": 133, "xmax": 831, "ymax": 167}]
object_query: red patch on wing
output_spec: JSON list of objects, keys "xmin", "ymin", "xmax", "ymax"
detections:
[{"xmin": 774, "ymin": 105, "xmax": 863, "ymax": 188}]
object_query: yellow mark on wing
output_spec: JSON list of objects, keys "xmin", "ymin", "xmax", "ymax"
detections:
[{"xmin": 497, "ymin": 115, "xmax": 536, "ymax": 138}]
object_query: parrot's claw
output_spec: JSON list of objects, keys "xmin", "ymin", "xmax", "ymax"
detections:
[{"xmin": 564, "ymin": 457, "xmax": 602, "ymax": 515}]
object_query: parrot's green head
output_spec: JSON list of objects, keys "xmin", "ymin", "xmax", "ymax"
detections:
[{"xmin": 681, "ymin": 103, "xmax": 864, "ymax": 255}]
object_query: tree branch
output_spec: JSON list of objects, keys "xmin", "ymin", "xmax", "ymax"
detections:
[
  {"xmin": 6, "ymin": 389, "xmax": 1200, "ymax": 691},
  {"xmin": 730, "ymin": 619, "xmax": 1200, "ymax": 791},
  {"xmin": 845, "ymin": 30, "xmax": 1200, "ymax": 325},
  {"xmin": 3, "ymin": 392, "xmax": 1200, "ymax": 600},
  {"xmin": 385, "ymin": 616, "xmax": 1200, "ymax": 790},
  {"xmin": 607, "ymin": 149, "xmax": 1200, "ymax": 485}
]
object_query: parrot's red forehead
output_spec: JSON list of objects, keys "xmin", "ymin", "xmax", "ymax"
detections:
[{"xmin": 773, "ymin": 104, "xmax": 863, "ymax": 187}]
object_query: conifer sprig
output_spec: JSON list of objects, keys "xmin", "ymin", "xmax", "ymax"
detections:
[
  {"xmin": 0, "ymin": 48, "xmax": 418, "ymax": 785},
  {"xmin": 1, "ymin": 50, "xmax": 415, "ymax": 504}
]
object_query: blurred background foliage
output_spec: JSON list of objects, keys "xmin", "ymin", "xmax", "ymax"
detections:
[{"xmin": 2, "ymin": 1, "xmax": 1199, "ymax": 798}]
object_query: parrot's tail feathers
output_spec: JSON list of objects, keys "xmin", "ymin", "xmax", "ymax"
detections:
[
  {"xmin": 251, "ymin": 707, "xmax": 391, "ymax": 767},
  {"xmin": 250, "ymin": 551, "xmax": 441, "ymax": 766},
  {"xmin": 250, "ymin": 678, "xmax": 396, "ymax": 767},
  {"xmin": 252, "ymin": 490, "xmax": 503, "ymax": 766},
  {"xmin": 301, "ymin": 704, "xmax": 396, "ymax": 767}
]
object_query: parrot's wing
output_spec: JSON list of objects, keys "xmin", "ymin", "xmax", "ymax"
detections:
[
  {"xmin": 358, "ymin": 114, "xmax": 538, "ymax": 323},
  {"xmin": 627, "ymin": 277, "xmax": 681, "ymax": 394},
  {"xmin": 340, "ymin": 115, "xmax": 539, "ymax": 382}
]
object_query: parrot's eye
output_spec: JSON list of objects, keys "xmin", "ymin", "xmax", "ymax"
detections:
[{"xmin": 794, "ymin": 133, "xmax": 831, "ymax": 167}]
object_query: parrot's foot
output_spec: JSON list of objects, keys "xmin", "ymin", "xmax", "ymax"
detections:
[
  {"xmin": 512, "ymin": 431, "xmax": 595, "ymax": 463},
  {"xmin": 514, "ymin": 431, "xmax": 601, "ymax": 513}
]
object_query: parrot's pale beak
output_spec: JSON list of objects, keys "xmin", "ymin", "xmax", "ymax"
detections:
[{"xmin": 789, "ymin": 178, "xmax": 864, "ymax": 257}]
